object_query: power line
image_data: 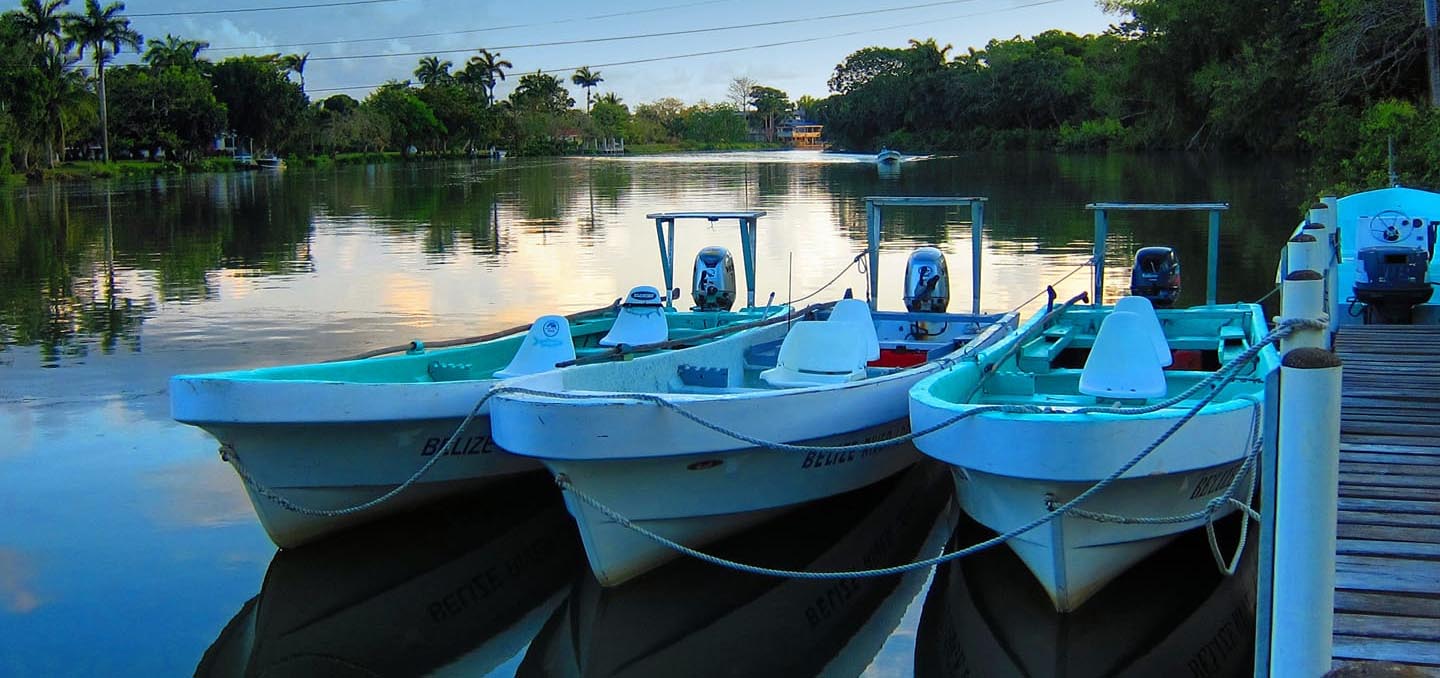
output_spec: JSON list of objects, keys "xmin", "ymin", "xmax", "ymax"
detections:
[
  {"xmin": 206, "ymin": 0, "xmax": 730, "ymax": 52},
  {"xmin": 303, "ymin": 0, "xmax": 995, "ymax": 63},
  {"xmin": 129, "ymin": 0, "xmax": 401, "ymax": 18},
  {"xmin": 305, "ymin": 0, "xmax": 1063, "ymax": 94},
  {"xmin": 216, "ymin": 0, "xmax": 990, "ymax": 59}
]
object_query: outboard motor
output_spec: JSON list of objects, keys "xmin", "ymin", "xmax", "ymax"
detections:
[
  {"xmin": 1353, "ymin": 211, "xmax": 1436, "ymax": 324},
  {"xmin": 1130, "ymin": 247, "xmax": 1182, "ymax": 308},
  {"xmin": 903, "ymin": 247, "xmax": 950, "ymax": 313},
  {"xmin": 691, "ymin": 246, "xmax": 737, "ymax": 311}
]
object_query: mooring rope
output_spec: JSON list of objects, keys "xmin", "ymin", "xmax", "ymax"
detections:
[
  {"xmin": 225, "ymin": 290, "xmax": 1321, "ymax": 578},
  {"xmin": 548, "ymin": 319, "xmax": 1317, "ymax": 580},
  {"xmin": 787, "ymin": 252, "xmax": 868, "ymax": 306}
]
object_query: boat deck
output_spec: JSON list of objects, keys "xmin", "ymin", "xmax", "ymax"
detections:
[{"xmin": 1330, "ymin": 324, "xmax": 1440, "ymax": 672}]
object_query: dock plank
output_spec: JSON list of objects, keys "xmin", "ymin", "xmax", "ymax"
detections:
[
  {"xmin": 1334, "ymin": 614, "xmax": 1440, "ymax": 643},
  {"xmin": 1337, "ymin": 538, "xmax": 1440, "ymax": 559},
  {"xmin": 1337, "ymin": 498, "xmax": 1440, "ymax": 515},
  {"xmin": 1329, "ymin": 325, "xmax": 1440, "ymax": 670},
  {"xmin": 1335, "ymin": 524, "xmax": 1440, "ymax": 544},
  {"xmin": 1338, "ymin": 510, "xmax": 1440, "ymax": 529},
  {"xmin": 1333, "ymin": 591, "xmax": 1440, "ymax": 617},
  {"xmin": 1333, "ymin": 637, "xmax": 1440, "ymax": 668}
]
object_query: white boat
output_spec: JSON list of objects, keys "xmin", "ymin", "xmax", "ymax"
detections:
[
  {"xmin": 909, "ymin": 202, "xmax": 1278, "ymax": 612},
  {"xmin": 1301, "ymin": 185, "xmax": 1440, "ymax": 326},
  {"xmin": 256, "ymin": 154, "xmax": 284, "ymax": 170},
  {"xmin": 490, "ymin": 197, "xmax": 1019, "ymax": 586},
  {"xmin": 875, "ymin": 148, "xmax": 903, "ymax": 165},
  {"xmin": 170, "ymin": 211, "xmax": 786, "ymax": 548}
]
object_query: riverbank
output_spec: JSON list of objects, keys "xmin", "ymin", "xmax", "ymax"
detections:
[
  {"xmin": 622, "ymin": 141, "xmax": 788, "ymax": 155},
  {"xmin": 5, "ymin": 145, "xmax": 802, "ymax": 183}
]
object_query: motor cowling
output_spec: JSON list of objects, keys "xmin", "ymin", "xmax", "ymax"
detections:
[
  {"xmin": 1355, "ymin": 247, "xmax": 1431, "ymax": 323},
  {"xmin": 1352, "ymin": 212, "xmax": 1436, "ymax": 324},
  {"xmin": 903, "ymin": 247, "xmax": 950, "ymax": 313},
  {"xmin": 1130, "ymin": 247, "xmax": 1181, "ymax": 308},
  {"xmin": 691, "ymin": 246, "xmax": 737, "ymax": 311}
]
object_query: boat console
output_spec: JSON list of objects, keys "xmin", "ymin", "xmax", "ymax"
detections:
[{"xmin": 1353, "ymin": 210, "xmax": 1437, "ymax": 323}]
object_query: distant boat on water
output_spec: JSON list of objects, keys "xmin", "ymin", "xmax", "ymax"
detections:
[{"xmin": 875, "ymin": 148, "xmax": 903, "ymax": 165}]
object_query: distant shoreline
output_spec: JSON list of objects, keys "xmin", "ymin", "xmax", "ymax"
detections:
[{"xmin": 6, "ymin": 143, "xmax": 809, "ymax": 183}]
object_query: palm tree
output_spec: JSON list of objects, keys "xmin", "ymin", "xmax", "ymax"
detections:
[
  {"xmin": 36, "ymin": 44, "xmax": 87, "ymax": 167},
  {"xmin": 906, "ymin": 38, "xmax": 953, "ymax": 73},
  {"xmin": 15, "ymin": 0, "xmax": 69, "ymax": 47},
  {"xmin": 466, "ymin": 48, "xmax": 512, "ymax": 104},
  {"xmin": 414, "ymin": 55, "xmax": 453, "ymax": 87},
  {"xmin": 64, "ymin": 0, "xmax": 142, "ymax": 163},
  {"xmin": 598, "ymin": 92, "xmax": 622, "ymax": 106},
  {"xmin": 142, "ymin": 34, "xmax": 209, "ymax": 71},
  {"xmin": 571, "ymin": 66, "xmax": 603, "ymax": 113},
  {"xmin": 279, "ymin": 52, "xmax": 309, "ymax": 91}
]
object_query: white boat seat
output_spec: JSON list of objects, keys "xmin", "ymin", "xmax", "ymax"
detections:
[
  {"xmin": 1114, "ymin": 295, "xmax": 1172, "ymax": 367},
  {"xmin": 600, "ymin": 286, "xmax": 669, "ymax": 347},
  {"xmin": 494, "ymin": 315, "xmax": 576, "ymax": 379},
  {"xmin": 828, "ymin": 298, "xmax": 881, "ymax": 361},
  {"xmin": 760, "ymin": 321, "xmax": 869, "ymax": 388},
  {"xmin": 1079, "ymin": 311, "xmax": 1167, "ymax": 400}
]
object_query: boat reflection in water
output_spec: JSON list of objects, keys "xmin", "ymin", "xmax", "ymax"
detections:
[
  {"xmin": 915, "ymin": 513, "xmax": 1257, "ymax": 678},
  {"xmin": 196, "ymin": 473, "xmax": 582, "ymax": 678},
  {"xmin": 518, "ymin": 462, "xmax": 956, "ymax": 677}
]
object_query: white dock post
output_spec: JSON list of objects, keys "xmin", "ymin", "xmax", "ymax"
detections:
[
  {"xmin": 1257, "ymin": 262, "xmax": 1342, "ymax": 677},
  {"xmin": 1267, "ymin": 346, "xmax": 1343, "ymax": 676},
  {"xmin": 1286, "ymin": 233, "xmax": 1320, "ymax": 278},
  {"xmin": 1280, "ymin": 269, "xmax": 1326, "ymax": 353}
]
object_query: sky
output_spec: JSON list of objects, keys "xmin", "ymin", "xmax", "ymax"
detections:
[{"xmin": 103, "ymin": 0, "xmax": 1118, "ymax": 105}]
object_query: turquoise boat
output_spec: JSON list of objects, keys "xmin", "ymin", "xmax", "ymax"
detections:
[
  {"xmin": 170, "ymin": 211, "xmax": 785, "ymax": 549},
  {"xmin": 909, "ymin": 203, "xmax": 1279, "ymax": 612}
]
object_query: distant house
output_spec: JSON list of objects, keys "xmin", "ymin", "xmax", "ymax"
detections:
[{"xmin": 778, "ymin": 119, "xmax": 824, "ymax": 148}]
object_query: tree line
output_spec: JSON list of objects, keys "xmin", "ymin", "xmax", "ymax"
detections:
[
  {"xmin": 813, "ymin": 0, "xmax": 1439, "ymax": 187},
  {"xmin": 0, "ymin": 0, "xmax": 807, "ymax": 175}
]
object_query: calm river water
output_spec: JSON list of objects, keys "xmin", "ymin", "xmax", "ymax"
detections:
[{"xmin": 0, "ymin": 151, "xmax": 1305, "ymax": 676}]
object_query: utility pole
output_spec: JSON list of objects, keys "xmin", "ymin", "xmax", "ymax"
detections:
[{"xmin": 1427, "ymin": 0, "xmax": 1440, "ymax": 106}]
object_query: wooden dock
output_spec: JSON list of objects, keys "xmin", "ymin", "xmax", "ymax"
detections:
[{"xmin": 1330, "ymin": 325, "xmax": 1440, "ymax": 672}]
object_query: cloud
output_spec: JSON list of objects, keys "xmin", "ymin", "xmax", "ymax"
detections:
[{"xmin": 0, "ymin": 548, "xmax": 44, "ymax": 614}]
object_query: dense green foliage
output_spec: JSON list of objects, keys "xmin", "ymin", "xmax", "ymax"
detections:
[
  {"xmin": 814, "ymin": 0, "xmax": 1439, "ymax": 187},
  {"xmin": 9, "ymin": 0, "xmax": 1439, "ymax": 189}
]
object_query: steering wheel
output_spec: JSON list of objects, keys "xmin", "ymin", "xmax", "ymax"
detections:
[{"xmin": 1369, "ymin": 209, "xmax": 1418, "ymax": 243}]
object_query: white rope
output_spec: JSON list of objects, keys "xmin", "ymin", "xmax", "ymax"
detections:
[{"xmin": 551, "ymin": 322, "xmax": 1306, "ymax": 580}]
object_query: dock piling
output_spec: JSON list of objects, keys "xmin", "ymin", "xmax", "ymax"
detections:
[{"xmin": 1265, "ymin": 347, "xmax": 1344, "ymax": 677}]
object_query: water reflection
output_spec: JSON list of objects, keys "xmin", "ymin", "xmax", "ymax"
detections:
[
  {"xmin": 915, "ymin": 514, "xmax": 1257, "ymax": 678},
  {"xmin": 0, "ymin": 152, "xmax": 1306, "ymax": 366},
  {"xmin": 518, "ymin": 464, "xmax": 953, "ymax": 678},
  {"xmin": 196, "ymin": 473, "xmax": 581, "ymax": 678}
]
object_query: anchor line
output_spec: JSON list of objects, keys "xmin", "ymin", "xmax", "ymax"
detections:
[{"xmin": 549, "ymin": 319, "xmax": 1319, "ymax": 580}]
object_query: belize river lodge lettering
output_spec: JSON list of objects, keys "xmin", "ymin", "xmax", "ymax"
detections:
[{"xmin": 420, "ymin": 435, "xmax": 497, "ymax": 456}]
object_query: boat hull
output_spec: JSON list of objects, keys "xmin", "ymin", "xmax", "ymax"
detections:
[
  {"xmin": 491, "ymin": 308, "xmax": 1017, "ymax": 585},
  {"xmin": 912, "ymin": 401, "xmax": 1258, "ymax": 612},
  {"xmin": 203, "ymin": 415, "xmax": 539, "ymax": 548},
  {"xmin": 548, "ymin": 420, "xmax": 921, "ymax": 586}
]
